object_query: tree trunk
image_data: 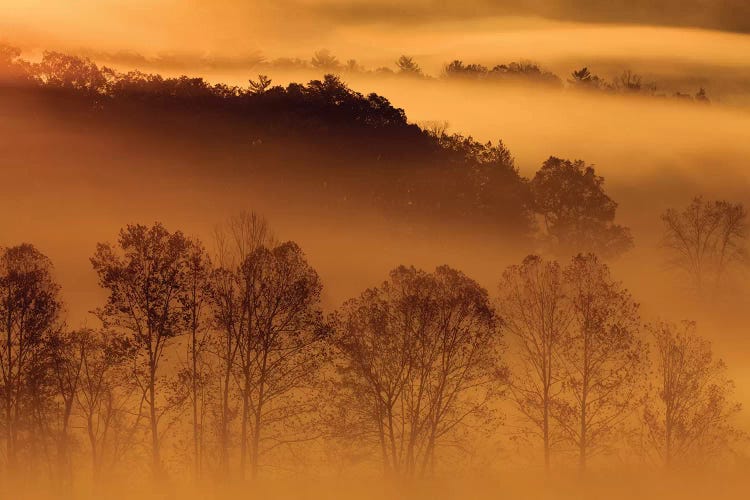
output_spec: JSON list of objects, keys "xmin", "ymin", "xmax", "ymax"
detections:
[
  {"xmin": 191, "ymin": 323, "xmax": 200, "ymax": 480},
  {"xmin": 149, "ymin": 362, "xmax": 161, "ymax": 478}
]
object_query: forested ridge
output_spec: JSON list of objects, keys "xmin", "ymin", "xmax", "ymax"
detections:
[{"xmin": 0, "ymin": 43, "xmax": 748, "ymax": 494}]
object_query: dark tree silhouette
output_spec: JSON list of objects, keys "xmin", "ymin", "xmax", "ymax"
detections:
[
  {"xmin": 91, "ymin": 223, "xmax": 194, "ymax": 477},
  {"xmin": 556, "ymin": 254, "xmax": 645, "ymax": 471},
  {"xmin": 178, "ymin": 241, "xmax": 212, "ymax": 479},
  {"xmin": 396, "ymin": 55, "xmax": 422, "ymax": 76},
  {"xmin": 248, "ymin": 74, "xmax": 273, "ymax": 95},
  {"xmin": 531, "ymin": 157, "xmax": 633, "ymax": 258},
  {"xmin": 210, "ymin": 212, "xmax": 274, "ymax": 476},
  {"xmin": 0, "ymin": 244, "xmax": 62, "ymax": 473},
  {"xmin": 498, "ymin": 255, "xmax": 570, "ymax": 471},
  {"xmin": 238, "ymin": 241, "xmax": 324, "ymax": 478},
  {"xmin": 568, "ymin": 67, "xmax": 606, "ymax": 90},
  {"xmin": 332, "ymin": 266, "xmax": 502, "ymax": 478}
]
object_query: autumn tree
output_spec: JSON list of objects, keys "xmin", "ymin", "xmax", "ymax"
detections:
[
  {"xmin": 661, "ymin": 197, "xmax": 748, "ymax": 296},
  {"xmin": 498, "ymin": 255, "xmax": 570, "ymax": 471},
  {"xmin": 530, "ymin": 157, "xmax": 633, "ymax": 258},
  {"xmin": 91, "ymin": 223, "xmax": 194, "ymax": 477},
  {"xmin": 643, "ymin": 321, "xmax": 742, "ymax": 468},
  {"xmin": 0, "ymin": 244, "xmax": 63, "ymax": 473},
  {"xmin": 556, "ymin": 254, "xmax": 645, "ymax": 471},
  {"xmin": 332, "ymin": 266, "xmax": 501, "ymax": 478}
]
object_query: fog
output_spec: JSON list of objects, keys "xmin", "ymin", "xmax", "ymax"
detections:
[{"xmin": 1, "ymin": 3, "xmax": 750, "ymax": 498}]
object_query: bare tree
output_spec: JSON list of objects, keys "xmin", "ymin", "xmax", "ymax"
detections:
[
  {"xmin": 178, "ymin": 241, "xmax": 212, "ymax": 479},
  {"xmin": 91, "ymin": 223, "xmax": 193, "ymax": 477},
  {"xmin": 556, "ymin": 254, "xmax": 645, "ymax": 471},
  {"xmin": 661, "ymin": 197, "xmax": 748, "ymax": 296},
  {"xmin": 332, "ymin": 266, "xmax": 501, "ymax": 479},
  {"xmin": 0, "ymin": 244, "xmax": 62, "ymax": 473},
  {"xmin": 45, "ymin": 328, "xmax": 85, "ymax": 488},
  {"xmin": 498, "ymin": 255, "xmax": 570, "ymax": 471},
  {"xmin": 72, "ymin": 328, "xmax": 136, "ymax": 483},
  {"xmin": 643, "ymin": 321, "xmax": 742, "ymax": 469},
  {"xmin": 210, "ymin": 211, "xmax": 273, "ymax": 476},
  {"xmin": 240, "ymin": 241, "xmax": 324, "ymax": 478}
]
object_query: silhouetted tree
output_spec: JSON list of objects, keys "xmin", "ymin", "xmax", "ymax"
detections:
[
  {"xmin": 248, "ymin": 74, "xmax": 273, "ymax": 95},
  {"xmin": 210, "ymin": 212, "xmax": 274, "ymax": 476},
  {"xmin": 332, "ymin": 266, "xmax": 502, "ymax": 478},
  {"xmin": 531, "ymin": 157, "xmax": 633, "ymax": 258},
  {"xmin": 71, "ymin": 328, "xmax": 136, "ymax": 483},
  {"xmin": 35, "ymin": 51, "xmax": 109, "ymax": 95},
  {"xmin": 91, "ymin": 223, "xmax": 194, "ymax": 477},
  {"xmin": 178, "ymin": 241, "xmax": 212, "ymax": 479},
  {"xmin": 396, "ymin": 56, "xmax": 422, "ymax": 76},
  {"xmin": 568, "ymin": 67, "xmax": 605, "ymax": 90},
  {"xmin": 443, "ymin": 60, "xmax": 489, "ymax": 79},
  {"xmin": 643, "ymin": 321, "xmax": 742, "ymax": 468},
  {"xmin": 615, "ymin": 70, "xmax": 644, "ymax": 93},
  {"xmin": 661, "ymin": 197, "xmax": 747, "ymax": 296},
  {"xmin": 498, "ymin": 255, "xmax": 570, "ymax": 471},
  {"xmin": 238, "ymin": 241, "xmax": 324, "ymax": 478},
  {"xmin": 0, "ymin": 244, "xmax": 62, "ymax": 473},
  {"xmin": 0, "ymin": 44, "xmax": 34, "ymax": 84},
  {"xmin": 556, "ymin": 254, "xmax": 645, "ymax": 471}
]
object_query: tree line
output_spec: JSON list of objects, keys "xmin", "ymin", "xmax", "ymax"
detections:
[
  {"xmin": 2, "ymin": 44, "xmax": 640, "ymax": 251},
  {"xmin": 0, "ymin": 203, "xmax": 745, "ymax": 490}
]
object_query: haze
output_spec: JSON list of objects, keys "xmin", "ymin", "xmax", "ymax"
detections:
[{"xmin": 0, "ymin": 1, "xmax": 749, "ymax": 499}]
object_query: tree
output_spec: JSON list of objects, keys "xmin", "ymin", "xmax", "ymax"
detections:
[
  {"xmin": 332, "ymin": 266, "xmax": 501, "ymax": 478},
  {"xmin": 0, "ymin": 244, "xmax": 62, "ymax": 472},
  {"xmin": 239, "ymin": 241, "xmax": 324, "ymax": 478},
  {"xmin": 0, "ymin": 44, "xmax": 34, "ymax": 84},
  {"xmin": 556, "ymin": 254, "xmax": 644, "ymax": 471},
  {"xmin": 643, "ymin": 321, "xmax": 742, "ymax": 468},
  {"xmin": 248, "ymin": 74, "xmax": 272, "ymax": 95},
  {"xmin": 498, "ymin": 255, "xmax": 570, "ymax": 471},
  {"xmin": 568, "ymin": 67, "xmax": 605, "ymax": 90},
  {"xmin": 396, "ymin": 56, "xmax": 422, "ymax": 76},
  {"xmin": 530, "ymin": 157, "xmax": 633, "ymax": 258},
  {"xmin": 45, "ymin": 329, "xmax": 85, "ymax": 488},
  {"xmin": 661, "ymin": 197, "xmax": 747, "ymax": 296},
  {"xmin": 311, "ymin": 49, "xmax": 340, "ymax": 71},
  {"xmin": 615, "ymin": 70, "xmax": 644, "ymax": 93},
  {"xmin": 91, "ymin": 223, "xmax": 193, "ymax": 477},
  {"xmin": 71, "ymin": 328, "xmax": 136, "ymax": 483},
  {"xmin": 179, "ymin": 241, "xmax": 212, "ymax": 479},
  {"xmin": 210, "ymin": 211, "xmax": 273, "ymax": 476},
  {"xmin": 35, "ymin": 51, "xmax": 108, "ymax": 94}
]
